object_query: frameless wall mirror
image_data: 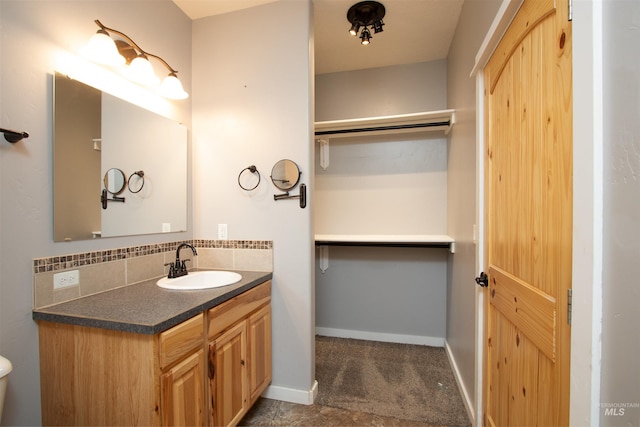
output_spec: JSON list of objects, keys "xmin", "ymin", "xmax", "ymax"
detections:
[
  {"xmin": 270, "ymin": 159, "xmax": 301, "ymax": 191},
  {"xmin": 53, "ymin": 73, "xmax": 188, "ymax": 241}
]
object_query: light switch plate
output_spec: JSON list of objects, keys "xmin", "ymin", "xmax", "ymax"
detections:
[{"xmin": 218, "ymin": 224, "xmax": 228, "ymax": 240}]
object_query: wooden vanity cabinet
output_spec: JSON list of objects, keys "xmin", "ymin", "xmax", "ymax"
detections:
[
  {"xmin": 38, "ymin": 312, "xmax": 205, "ymax": 426},
  {"xmin": 208, "ymin": 280, "xmax": 272, "ymax": 427},
  {"xmin": 37, "ymin": 280, "xmax": 271, "ymax": 427}
]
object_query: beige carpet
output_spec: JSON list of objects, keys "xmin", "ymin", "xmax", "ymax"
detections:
[{"xmin": 315, "ymin": 336, "xmax": 471, "ymax": 426}]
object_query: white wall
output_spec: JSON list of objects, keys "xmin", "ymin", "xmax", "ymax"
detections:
[
  {"xmin": 445, "ymin": 0, "xmax": 502, "ymax": 420},
  {"xmin": 0, "ymin": 1, "xmax": 192, "ymax": 424},
  {"xmin": 600, "ymin": 1, "xmax": 640, "ymax": 425},
  {"xmin": 191, "ymin": 0, "xmax": 316, "ymax": 401},
  {"xmin": 314, "ymin": 132, "xmax": 448, "ymax": 236}
]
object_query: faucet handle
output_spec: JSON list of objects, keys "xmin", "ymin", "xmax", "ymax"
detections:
[
  {"xmin": 180, "ymin": 259, "xmax": 191, "ymax": 274},
  {"xmin": 164, "ymin": 262, "xmax": 176, "ymax": 278}
]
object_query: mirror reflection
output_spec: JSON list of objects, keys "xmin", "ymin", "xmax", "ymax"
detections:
[
  {"xmin": 53, "ymin": 73, "xmax": 188, "ymax": 241},
  {"xmin": 270, "ymin": 159, "xmax": 301, "ymax": 191}
]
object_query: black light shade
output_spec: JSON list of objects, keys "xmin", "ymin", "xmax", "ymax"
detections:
[
  {"xmin": 373, "ymin": 19, "xmax": 384, "ymax": 34},
  {"xmin": 347, "ymin": 1, "xmax": 386, "ymax": 45}
]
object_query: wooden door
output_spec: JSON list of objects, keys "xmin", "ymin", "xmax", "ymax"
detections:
[
  {"xmin": 483, "ymin": 0, "xmax": 572, "ymax": 425},
  {"xmin": 209, "ymin": 321, "xmax": 248, "ymax": 427},
  {"xmin": 248, "ymin": 304, "xmax": 272, "ymax": 404},
  {"xmin": 161, "ymin": 349, "xmax": 206, "ymax": 427}
]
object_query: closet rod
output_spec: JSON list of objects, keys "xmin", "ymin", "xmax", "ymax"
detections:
[{"xmin": 314, "ymin": 121, "xmax": 450, "ymax": 136}]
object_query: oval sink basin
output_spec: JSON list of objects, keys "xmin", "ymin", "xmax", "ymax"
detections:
[{"xmin": 157, "ymin": 270, "xmax": 242, "ymax": 290}]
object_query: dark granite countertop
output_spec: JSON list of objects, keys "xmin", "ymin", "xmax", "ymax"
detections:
[{"xmin": 32, "ymin": 269, "xmax": 272, "ymax": 335}]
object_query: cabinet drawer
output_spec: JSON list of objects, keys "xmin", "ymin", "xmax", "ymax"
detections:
[
  {"xmin": 208, "ymin": 280, "xmax": 271, "ymax": 339},
  {"xmin": 159, "ymin": 313, "xmax": 204, "ymax": 369}
]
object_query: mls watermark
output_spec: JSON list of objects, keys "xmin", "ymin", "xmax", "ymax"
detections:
[{"xmin": 599, "ymin": 402, "xmax": 639, "ymax": 417}]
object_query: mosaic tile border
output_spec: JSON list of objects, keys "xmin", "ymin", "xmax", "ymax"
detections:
[{"xmin": 33, "ymin": 239, "xmax": 273, "ymax": 274}]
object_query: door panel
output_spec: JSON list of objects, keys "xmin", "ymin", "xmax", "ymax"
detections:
[
  {"xmin": 483, "ymin": 0, "xmax": 572, "ymax": 425},
  {"xmin": 210, "ymin": 321, "xmax": 247, "ymax": 427},
  {"xmin": 161, "ymin": 349, "xmax": 206, "ymax": 427}
]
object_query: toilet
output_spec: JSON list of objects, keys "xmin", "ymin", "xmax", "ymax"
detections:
[{"xmin": 0, "ymin": 355, "xmax": 12, "ymax": 422}]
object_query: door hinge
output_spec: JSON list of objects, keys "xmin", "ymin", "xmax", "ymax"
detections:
[
  {"xmin": 567, "ymin": 289, "xmax": 573, "ymax": 325},
  {"xmin": 568, "ymin": 0, "xmax": 573, "ymax": 21}
]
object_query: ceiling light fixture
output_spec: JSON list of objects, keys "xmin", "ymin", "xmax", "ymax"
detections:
[
  {"xmin": 82, "ymin": 20, "xmax": 188, "ymax": 100},
  {"xmin": 347, "ymin": 1, "xmax": 385, "ymax": 45}
]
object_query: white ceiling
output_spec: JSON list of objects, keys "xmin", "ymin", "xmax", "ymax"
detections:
[{"xmin": 172, "ymin": 0, "xmax": 464, "ymax": 74}]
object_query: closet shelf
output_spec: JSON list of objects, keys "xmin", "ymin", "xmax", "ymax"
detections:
[
  {"xmin": 314, "ymin": 109, "xmax": 455, "ymax": 138},
  {"xmin": 315, "ymin": 234, "xmax": 455, "ymax": 253}
]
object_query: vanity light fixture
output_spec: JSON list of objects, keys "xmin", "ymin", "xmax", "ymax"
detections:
[
  {"xmin": 82, "ymin": 20, "xmax": 188, "ymax": 100},
  {"xmin": 347, "ymin": 1, "xmax": 386, "ymax": 45}
]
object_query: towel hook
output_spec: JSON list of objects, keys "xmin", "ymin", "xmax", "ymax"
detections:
[{"xmin": 1, "ymin": 128, "xmax": 29, "ymax": 143}]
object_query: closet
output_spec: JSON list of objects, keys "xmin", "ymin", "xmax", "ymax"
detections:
[{"xmin": 314, "ymin": 109, "xmax": 455, "ymax": 347}]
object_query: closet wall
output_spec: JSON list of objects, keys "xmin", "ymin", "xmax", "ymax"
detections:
[{"xmin": 314, "ymin": 60, "xmax": 451, "ymax": 345}]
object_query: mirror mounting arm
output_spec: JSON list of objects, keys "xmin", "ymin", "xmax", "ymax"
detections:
[
  {"xmin": 100, "ymin": 189, "xmax": 126, "ymax": 210},
  {"xmin": 273, "ymin": 183, "xmax": 306, "ymax": 209}
]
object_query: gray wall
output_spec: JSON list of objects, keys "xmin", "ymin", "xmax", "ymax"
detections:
[
  {"xmin": 601, "ymin": 1, "xmax": 640, "ymax": 425},
  {"xmin": 315, "ymin": 60, "xmax": 446, "ymax": 122},
  {"xmin": 315, "ymin": 247, "xmax": 448, "ymax": 340},
  {"xmin": 314, "ymin": 61, "xmax": 449, "ymax": 344},
  {"xmin": 445, "ymin": 0, "xmax": 502, "ymax": 416},
  {"xmin": 192, "ymin": 0, "xmax": 315, "ymax": 399},
  {"xmin": 0, "ymin": 1, "xmax": 192, "ymax": 425}
]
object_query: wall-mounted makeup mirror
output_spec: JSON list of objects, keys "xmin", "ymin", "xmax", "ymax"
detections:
[
  {"xmin": 270, "ymin": 159, "xmax": 301, "ymax": 191},
  {"xmin": 104, "ymin": 168, "xmax": 126, "ymax": 195},
  {"xmin": 53, "ymin": 73, "xmax": 188, "ymax": 241},
  {"xmin": 271, "ymin": 159, "xmax": 306, "ymax": 209}
]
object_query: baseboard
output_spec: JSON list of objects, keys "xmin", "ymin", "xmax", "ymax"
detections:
[
  {"xmin": 262, "ymin": 380, "xmax": 318, "ymax": 405},
  {"xmin": 315, "ymin": 327, "xmax": 445, "ymax": 347},
  {"xmin": 444, "ymin": 340, "xmax": 476, "ymax": 426}
]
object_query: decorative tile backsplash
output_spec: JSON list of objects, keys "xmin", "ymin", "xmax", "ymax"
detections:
[
  {"xmin": 33, "ymin": 239, "xmax": 272, "ymax": 273},
  {"xmin": 33, "ymin": 239, "xmax": 273, "ymax": 309}
]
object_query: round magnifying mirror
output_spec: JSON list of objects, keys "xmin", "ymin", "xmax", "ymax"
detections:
[
  {"xmin": 103, "ymin": 168, "xmax": 126, "ymax": 195},
  {"xmin": 270, "ymin": 159, "xmax": 301, "ymax": 191}
]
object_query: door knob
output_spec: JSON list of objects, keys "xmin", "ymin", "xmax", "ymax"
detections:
[{"xmin": 475, "ymin": 272, "xmax": 489, "ymax": 287}]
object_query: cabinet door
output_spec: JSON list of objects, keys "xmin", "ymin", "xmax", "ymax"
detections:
[
  {"xmin": 248, "ymin": 304, "xmax": 272, "ymax": 404},
  {"xmin": 209, "ymin": 321, "xmax": 247, "ymax": 427},
  {"xmin": 161, "ymin": 349, "xmax": 206, "ymax": 427}
]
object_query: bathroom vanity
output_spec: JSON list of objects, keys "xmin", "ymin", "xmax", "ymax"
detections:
[{"xmin": 33, "ymin": 270, "xmax": 272, "ymax": 427}]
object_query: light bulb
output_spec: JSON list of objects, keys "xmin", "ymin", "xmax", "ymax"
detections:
[
  {"xmin": 124, "ymin": 55, "xmax": 159, "ymax": 85},
  {"xmin": 159, "ymin": 74, "xmax": 189, "ymax": 100},
  {"xmin": 81, "ymin": 30, "xmax": 125, "ymax": 66},
  {"xmin": 360, "ymin": 28, "xmax": 371, "ymax": 45}
]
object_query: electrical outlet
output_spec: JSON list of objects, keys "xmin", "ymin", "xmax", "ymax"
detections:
[
  {"xmin": 218, "ymin": 224, "xmax": 228, "ymax": 240},
  {"xmin": 54, "ymin": 270, "xmax": 79, "ymax": 289}
]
